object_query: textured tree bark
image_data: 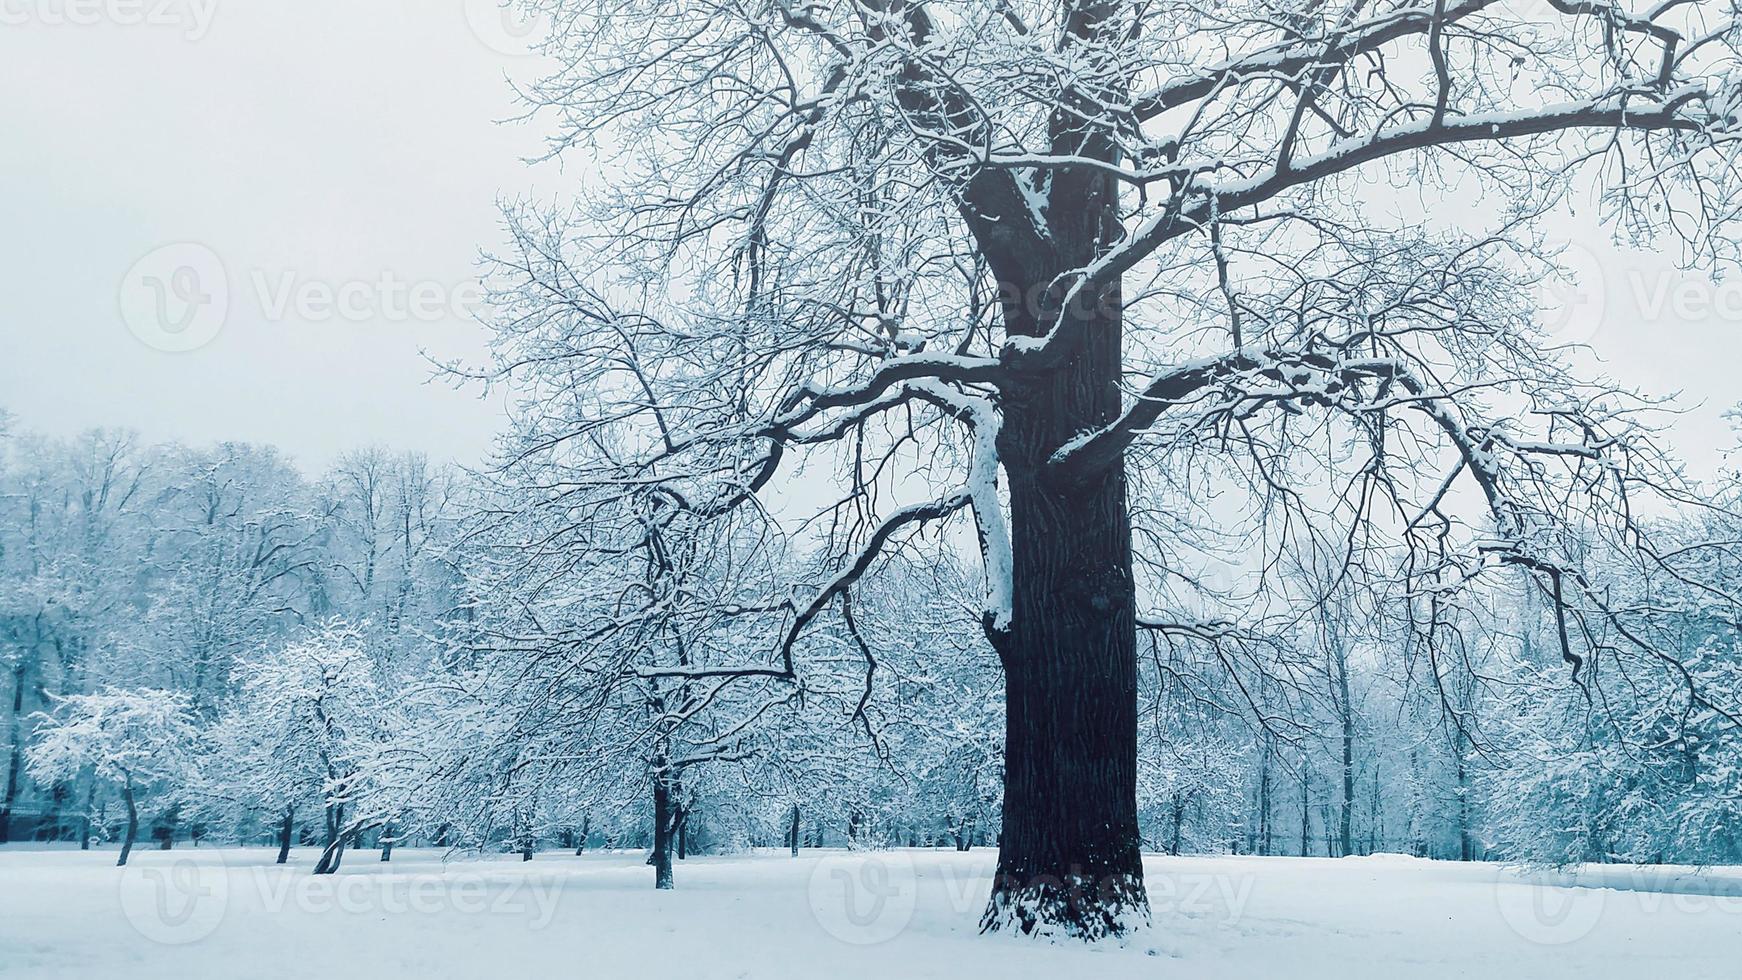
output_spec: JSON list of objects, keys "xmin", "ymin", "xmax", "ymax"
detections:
[
  {"xmin": 985, "ymin": 441, "xmax": 1145, "ymax": 937},
  {"xmin": 787, "ymin": 804, "xmax": 799, "ymax": 857},
  {"xmin": 950, "ymin": 0, "xmax": 1151, "ymax": 940},
  {"xmin": 983, "ymin": 229, "xmax": 1145, "ymax": 936}
]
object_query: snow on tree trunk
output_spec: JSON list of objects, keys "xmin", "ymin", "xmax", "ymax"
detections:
[
  {"xmin": 978, "ymin": 33, "xmax": 1147, "ymax": 931},
  {"xmin": 984, "ymin": 263, "xmax": 1146, "ymax": 938}
]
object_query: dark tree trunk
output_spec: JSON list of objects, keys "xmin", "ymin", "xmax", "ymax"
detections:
[
  {"xmin": 1334, "ymin": 643, "xmax": 1355, "ymax": 859},
  {"xmin": 313, "ymin": 835, "xmax": 346, "ymax": 875},
  {"xmin": 380, "ymin": 820, "xmax": 395, "ymax": 862},
  {"xmin": 986, "ymin": 437, "xmax": 1145, "ymax": 937},
  {"xmin": 118, "ymin": 775, "xmax": 139, "ymax": 868},
  {"xmin": 0, "ymin": 662, "xmax": 25, "ymax": 845},
  {"xmin": 79, "ymin": 779, "xmax": 95, "ymax": 851},
  {"xmin": 1368, "ymin": 762, "xmax": 1382, "ymax": 854},
  {"xmin": 675, "ymin": 805, "xmax": 688, "ymax": 861},
  {"xmin": 313, "ymin": 805, "xmax": 347, "ymax": 875},
  {"xmin": 973, "ymin": 2, "xmax": 1148, "ymax": 938},
  {"xmin": 978, "ymin": 43, "xmax": 1145, "ymax": 934},
  {"xmin": 787, "ymin": 805, "xmax": 799, "ymax": 857},
  {"xmin": 1455, "ymin": 736, "xmax": 1472, "ymax": 861},
  {"xmin": 1256, "ymin": 738, "xmax": 1274, "ymax": 856},
  {"xmin": 650, "ymin": 771, "xmax": 674, "ymax": 889},
  {"xmin": 276, "ymin": 806, "xmax": 294, "ymax": 865},
  {"xmin": 154, "ymin": 803, "xmax": 179, "ymax": 850},
  {"xmin": 984, "ymin": 260, "xmax": 1144, "ymax": 935},
  {"xmin": 576, "ymin": 814, "xmax": 590, "ymax": 856},
  {"xmin": 1169, "ymin": 791, "xmax": 1186, "ymax": 857}
]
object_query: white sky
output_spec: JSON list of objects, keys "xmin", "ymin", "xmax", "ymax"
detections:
[
  {"xmin": 0, "ymin": 2, "xmax": 1737, "ymax": 481},
  {"xmin": 0, "ymin": 1, "xmax": 557, "ymax": 472}
]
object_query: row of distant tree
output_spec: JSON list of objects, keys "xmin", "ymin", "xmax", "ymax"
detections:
[{"xmin": 4, "ymin": 415, "xmax": 1740, "ymax": 879}]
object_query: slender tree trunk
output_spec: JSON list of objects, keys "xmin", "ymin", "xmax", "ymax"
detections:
[
  {"xmin": 1299, "ymin": 768, "xmax": 1311, "ymax": 858},
  {"xmin": 0, "ymin": 662, "xmax": 25, "ymax": 845},
  {"xmin": 675, "ymin": 805, "xmax": 688, "ymax": 861},
  {"xmin": 1369, "ymin": 762, "xmax": 1382, "ymax": 854},
  {"xmin": 1335, "ymin": 650, "xmax": 1355, "ymax": 859},
  {"xmin": 650, "ymin": 771, "xmax": 674, "ymax": 890},
  {"xmin": 117, "ymin": 775, "xmax": 138, "ymax": 868},
  {"xmin": 576, "ymin": 814, "xmax": 590, "ymax": 856},
  {"xmin": 276, "ymin": 806, "xmax": 294, "ymax": 865},
  {"xmin": 1169, "ymin": 792, "xmax": 1186, "ymax": 857},
  {"xmin": 79, "ymin": 778, "xmax": 94, "ymax": 851},
  {"xmin": 380, "ymin": 819, "xmax": 394, "ymax": 863},
  {"xmin": 313, "ymin": 834, "xmax": 347, "ymax": 875},
  {"xmin": 1455, "ymin": 736, "xmax": 1472, "ymax": 862},
  {"xmin": 155, "ymin": 803, "xmax": 178, "ymax": 850},
  {"xmin": 313, "ymin": 805, "xmax": 346, "ymax": 875},
  {"xmin": 787, "ymin": 805, "xmax": 799, "ymax": 857},
  {"xmin": 1257, "ymin": 738, "xmax": 1274, "ymax": 856}
]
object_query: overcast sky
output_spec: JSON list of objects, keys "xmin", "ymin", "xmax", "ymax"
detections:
[
  {"xmin": 0, "ymin": 1, "xmax": 560, "ymax": 472},
  {"xmin": 0, "ymin": 2, "xmax": 1737, "ymax": 481}
]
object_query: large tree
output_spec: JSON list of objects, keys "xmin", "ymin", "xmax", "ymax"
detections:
[{"xmin": 480, "ymin": 0, "xmax": 1742, "ymax": 938}]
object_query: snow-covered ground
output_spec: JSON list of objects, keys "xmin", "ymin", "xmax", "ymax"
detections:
[{"xmin": 3, "ymin": 846, "xmax": 1740, "ymax": 978}]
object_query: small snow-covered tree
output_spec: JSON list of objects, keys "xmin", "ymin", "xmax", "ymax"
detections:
[
  {"xmin": 26, "ymin": 687, "xmax": 198, "ymax": 865},
  {"xmin": 225, "ymin": 622, "xmax": 388, "ymax": 874}
]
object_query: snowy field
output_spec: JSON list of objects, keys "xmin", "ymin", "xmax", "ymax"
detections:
[{"xmin": 3, "ymin": 847, "xmax": 1741, "ymax": 978}]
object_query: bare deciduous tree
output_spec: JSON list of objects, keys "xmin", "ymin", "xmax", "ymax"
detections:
[{"xmin": 477, "ymin": 0, "xmax": 1742, "ymax": 938}]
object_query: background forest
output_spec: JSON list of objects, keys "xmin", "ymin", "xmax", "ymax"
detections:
[{"xmin": 4, "ymin": 411, "xmax": 1739, "ymax": 873}]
